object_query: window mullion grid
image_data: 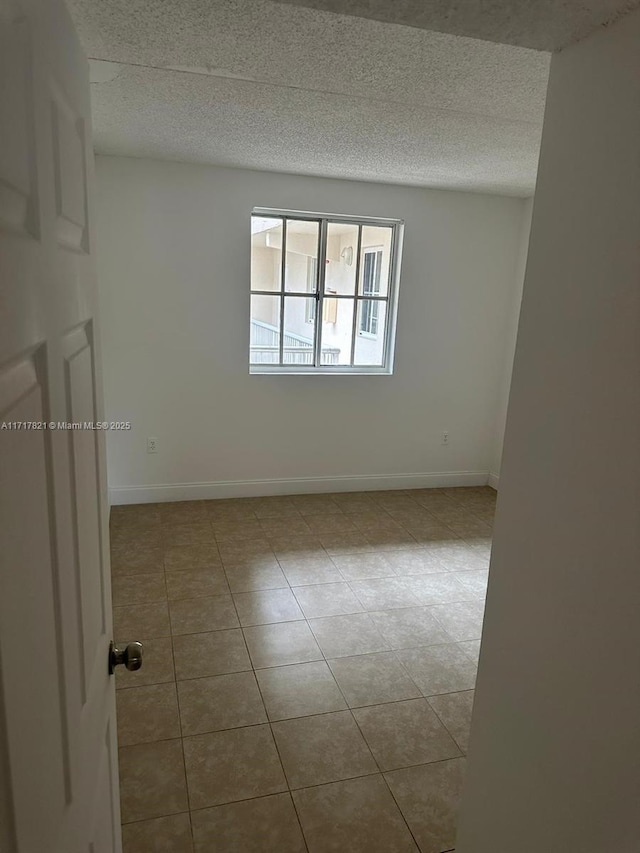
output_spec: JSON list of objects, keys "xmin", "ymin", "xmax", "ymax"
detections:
[
  {"xmin": 278, "ymin": 217, "xmax": 287, "ymax": 365},
  {"xmin": 314, "ymin": 218, "xmax": 328, "ymax": 368},
  {"xmin": 349, "ymin": 225, "xmax": 363, "ymax": 366}
]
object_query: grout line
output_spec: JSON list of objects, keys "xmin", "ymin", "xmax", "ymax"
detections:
[
  {"xmin": 245, "ymin": 630, "xmax": 311, "ymax": 853},
  {"xmin": 341, "ymin": 692, "xmax": 424, "ymax": 849},
  {"xmin": 116, "ymin": 612, "xmax": 482, "ymax": 648},
  {"xmin": 380, "ymin": 768, "xmax": 423, "ymax": 850},
  {"xmin": 176, "ymin": 770, "xmax": 385, "ymax": 815},
  {"xmin": 425, "ymin": 695, "xmax": 470, "ymax": 757},
  {"xmin": 279, "ymin": 790, "xmax": 311, "ymax": 853},
  {"xmin": 120, "ymin": 809, "xmax": 191, "ymax": 827},
  {"xmin": 165, "ymin": 571, "xmax": 195, "ymax": 824},
  {"xmin": 119, "ymin": 686, "xmax": 474, "ymax": 732},
  {"xmin": 119, "ymin": 752, "xmax": 468, "ymax": 827}
]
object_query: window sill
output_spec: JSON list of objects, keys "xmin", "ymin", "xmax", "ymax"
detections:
[{"xmin": 249, "ymin": 365, "xmax": 393, "ymax": 376}]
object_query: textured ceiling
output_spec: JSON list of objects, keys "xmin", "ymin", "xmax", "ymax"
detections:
[
  {"xmin": 68, "ymin": 0, "xmax": 553, "ymax": 195},
  {"xmin": 273, "ymin": 0, "xmax": 640, "ymax": 51}
]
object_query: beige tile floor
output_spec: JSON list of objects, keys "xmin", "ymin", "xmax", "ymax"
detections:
[{"xmin": 111, "ymin": 486, "xmax": 494, "ymax": 853}]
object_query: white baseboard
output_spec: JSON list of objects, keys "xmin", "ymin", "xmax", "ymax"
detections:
[
  {"xmin": 487, "ymin": 472, "xmax": 500, "ymax": 490},
  {"xmin": 109, "ymin": 471, "xmax": 491, "ymax": 505}
]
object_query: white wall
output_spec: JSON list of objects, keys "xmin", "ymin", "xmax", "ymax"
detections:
[
  {"xmin": 94, "ymin": 157, "xmax": 527, "ymax": 502},
  {"xmin": 458, "ymin": 10, "xmax": 640, "ymax": 853},
  {"xmin": 489, "ymin": 197, "xmax": 533, "ymax": 484}
]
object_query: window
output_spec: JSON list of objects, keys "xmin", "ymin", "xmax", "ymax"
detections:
[{"xmin": 250, "ymin": 209, "xmax": 403, "ymax": 374}]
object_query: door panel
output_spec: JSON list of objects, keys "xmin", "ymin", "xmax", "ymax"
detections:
[
  {"xmin": 64, "ymin": 323, "xmax": 107, "ymax": 698},
  {"xmin": 0, "ymin": 3, "xmax": 38, "ymax": 237},
  {"xmin": 50, "ymin": 83, "xmax": 88, "ymax": 252},
  {"xmin": 0, "ymin": 350, "xmax": 70, "ymax": 847}
]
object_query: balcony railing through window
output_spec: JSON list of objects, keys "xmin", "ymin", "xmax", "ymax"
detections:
[{"xmin": 250, "ymin": 319, "xmax": 340, "ymax": 365}]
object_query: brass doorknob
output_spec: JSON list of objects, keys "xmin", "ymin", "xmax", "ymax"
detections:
[{"xmin": 109, "ymin": 641, "xmax": 143, "ymax": 675}]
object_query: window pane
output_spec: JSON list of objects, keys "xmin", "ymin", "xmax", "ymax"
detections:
[
  {"xmin": 283, "ymin": 297, "xmax": 316, "ymax": 366},
  {"xmin": 285, "ymin": 220, "xmax": 320, "ymax": 293},
  {"xmin": 354, "ymin": 300, "xmax": 387, "ymax": 366},
  {"xmin": 325, "ymin": 222, "xmax": 359, "ymax": 295},
  {"xmin": 320, "ymin": 298, "xmax": 354, "ymax": 366},
  {"xmin": 251, "ymin": 217, "xmax": 283, "ymax": 292},
  {"xmin": 250, "ymin": 294, "xmax": 281, "ymax": 364},
  {"xmin": 359, "ymin": 226, "xmax": 392, "ymax": 297}
]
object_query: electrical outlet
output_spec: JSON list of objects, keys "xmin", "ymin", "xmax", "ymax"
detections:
[
  {"xmin": 442, "ymin": 431, "xmax": 449, "ymax": 445},
  {"xmin": 147, "ymin": 436, "xmax": 158, "ymax": 454}
]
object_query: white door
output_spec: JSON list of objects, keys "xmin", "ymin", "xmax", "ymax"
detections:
[{"xmin": 0, "ymin": 0, "xmax": 121, "ymax": 851}]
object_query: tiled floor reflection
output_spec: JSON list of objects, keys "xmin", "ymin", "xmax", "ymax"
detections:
[{"xmin": 112, "ymin": 486, "xmax": 494, "ymax": 853}]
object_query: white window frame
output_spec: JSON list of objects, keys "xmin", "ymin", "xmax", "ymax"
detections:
[{"xmin": 250, "ymin": 208, "xmax": 404, "ymax": 375}]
